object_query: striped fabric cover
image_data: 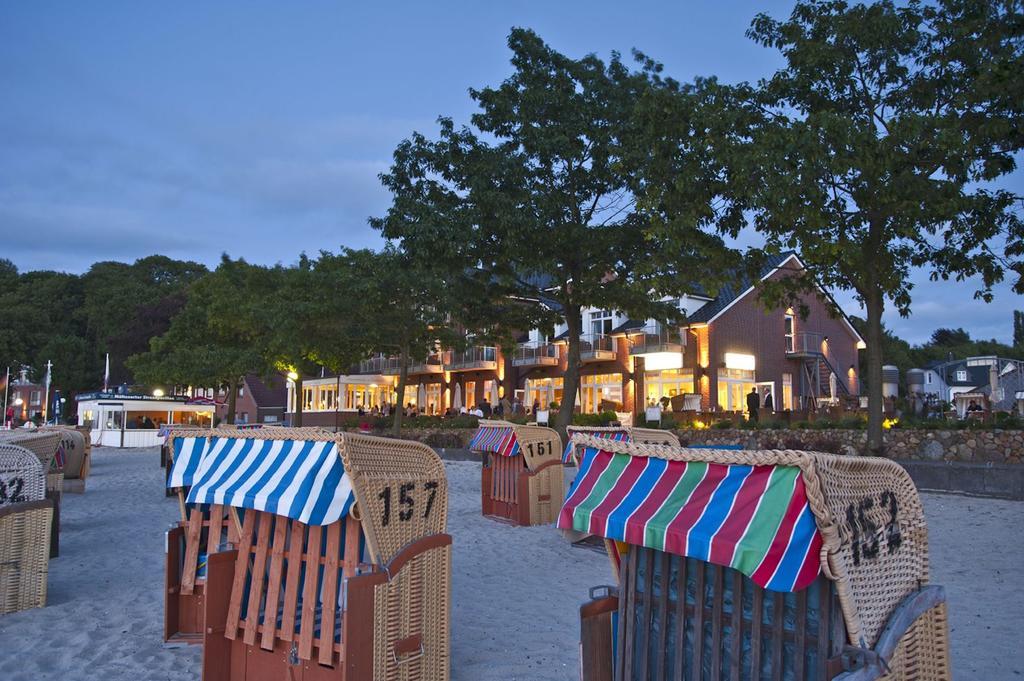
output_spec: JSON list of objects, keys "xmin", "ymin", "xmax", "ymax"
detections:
[
  {"xmin": 167, "ymin": 436, "xmax": 209, "ymax": 488},
  {"xmin": 558, "ymin": 447, "xmax": 823, "ymax": 592},
  {"xmin": 185, "ymin": 437, "xmax": 355, "ymax": 526},
  {"xmin": 468, "ymin": 426, "xmax": 521, "ymax": 457},
  {"xmin": 561, "ymin": 429, "xmax": 629, "ymax": 464}
]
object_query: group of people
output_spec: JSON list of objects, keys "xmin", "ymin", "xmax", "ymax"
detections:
[
  {"xmin": 355, "ymin": 396, "xmax": 535, "ymax": 420},
  {"xmin": 746, "ymin": 387, "xmax": 775, "ymax": 423}
]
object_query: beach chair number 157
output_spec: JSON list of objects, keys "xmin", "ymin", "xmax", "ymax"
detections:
[{"xmin": 378, "ymin": 480, "xmax": 440, "ymax": 526}]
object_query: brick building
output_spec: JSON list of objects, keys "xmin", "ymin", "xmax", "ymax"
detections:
[{"xmin": 288, "ymin": 252, "xmax": 863, "ymax": 424}]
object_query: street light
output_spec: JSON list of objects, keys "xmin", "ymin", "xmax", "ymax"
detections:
[
  {"xmin": 287, "ymin": 371, "xmax": 299, "ymax": 381},
  {"xmin": 14, "ymin": 398, "xmax": 23, "ymax": 406},
  {"xmin": 153, "ymin": 388, "xmax": 165, "ymax": 397}
]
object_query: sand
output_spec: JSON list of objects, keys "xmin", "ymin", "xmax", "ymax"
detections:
[{"xmin": 0, "ymin": 446, "xmax": 1020, "ymax": 680}]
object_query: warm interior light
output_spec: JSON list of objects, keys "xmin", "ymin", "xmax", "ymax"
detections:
[
  {"xmin": 642, "ymin": 352, "xmax": 683, "ymax": 372},
  {"xmin": 14, "ymin": 398, "xmax": 23, "ymax": 406},
  {"xmin": 724, "ymin": 353, "xmax": 756, "ymax": 371},
  {"xmin": 856, "ymin": 340, "xmax": 867, "ymax": 350}
]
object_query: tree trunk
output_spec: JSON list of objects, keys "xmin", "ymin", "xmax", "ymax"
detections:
[
  {"xmin": 393, "ymin": 345, "xmax": 409, "ymax": 436},
  {"xmin": 226, "ymin": 376, "xmax": 239, "ymax": 425},
  {"xmin": 864, "ymin": 288, "xmax": 885, "ymax": 455},
  {"xmin": 556, "ymin": 304, "xmax": 583, "ymax": 440},
  {"xmin": 293, "ymin": 374, "xmax": 303, "ymax": 427}
]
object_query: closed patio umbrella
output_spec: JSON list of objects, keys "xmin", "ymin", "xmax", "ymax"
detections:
[
  {"xmin": 417, "ymin": 384, "xmax": 427, "ymax": 413},
  {"xmin": 490, "ymin": 381, "xmax": 499, "ymax": 407},
  {"xmin": 452, "ymin": 384, "xmax": 463, "ymax": 411}
]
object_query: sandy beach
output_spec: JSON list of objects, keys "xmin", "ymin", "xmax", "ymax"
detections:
[{"xmin": 0, "ymin": 446, "xmax": 1020, "ymax": 681}]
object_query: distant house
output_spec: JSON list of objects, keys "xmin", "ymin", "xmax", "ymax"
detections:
[
  {"xmin": 911, "ymin": 356, "xmax": 1024, "ymax": 411},
  {"xmin": 215, "ymin": 373, "xmax": 288, "ymax": 425}
]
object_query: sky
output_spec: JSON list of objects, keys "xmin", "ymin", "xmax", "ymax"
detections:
[{"xmin": 1, "ymin": 0, "xmax": 1020, "ymax": 345}]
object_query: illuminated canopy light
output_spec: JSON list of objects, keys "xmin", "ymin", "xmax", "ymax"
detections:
[
  {"xmin": 641, "ymin": 352, "xmax": 683, "ymax": 372},
  {"xmin": 724, "ymin": 353, "xmax": 756, "ymax": 371}
]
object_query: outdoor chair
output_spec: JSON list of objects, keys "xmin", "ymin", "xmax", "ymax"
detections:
[
  {"xmin": 0, "ymin": 443, "xmax": 53, "ymax": 616},
  {"xmin": 0, "ymin": 431, "xmax": 63, "ymax": 558},
  {"xmin": 174, "ymin": 429, "xmax": 450, "ymax": 681},
  {"xmin": 470, "ymin": 419, "xmax": 564, "ymax": 526},
  {"xmin": 41, "ymin": 427, "xmax": 89, "ymax": 493},
  {"xmin": 564, "ymin": 435, "xmax": 950, "ymax": 681}
]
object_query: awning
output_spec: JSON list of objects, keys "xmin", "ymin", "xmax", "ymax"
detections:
[
  {"xmin": 562, "ymin": 429, "xmax": 629, "ymax": 464},
  {"xmin": 168, "ymin": 436, "xmax": 208, "ymax": 488},
  {"xmin": 558, "ymin": 446, "xmax": 823, "ymax": 592},
  {"xmin": 185, "ymin": 436, "xmax": 355, "ymax": 526},
  {"xmin": 469, "ymin": 425, "xmax": 520, "ymax": 457}
]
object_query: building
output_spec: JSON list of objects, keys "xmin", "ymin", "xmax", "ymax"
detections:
[
  {"xmin": 911, "ymin": 355, "xmax": 1024, "ymax": 411},
  {"xmin": 214, "ymin": 373, "xmax": 288, "ymax": 425},
  {"xmin": 76, "ymin": 392, "xmax": 215, "ymax": 447},
  {"xmin": 4, "ymin": 370, "xmax": 46, "ymax": 423},
  {"xmin": 287, "ymin": 252, "xmax": 864, "ymax": 423}
]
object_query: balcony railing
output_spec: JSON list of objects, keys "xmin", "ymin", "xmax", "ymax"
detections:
[
  {"xmin": 358, "ymin": 355, "xmax": 391, "ymax": 374},
  {"xmin": 579, "ymin": 334, "xmax": 617, "ymax": 362},
  {"xmin": 629, "ymin": 326, "xmax": 683, "ymax": 355},
  {"xmin": 359, "ymin": 353, "xmax": 446, "ymax": 375},
  {"xmin": 446, "ymin": 346, "xmax": 498, "ymax": 371},
  {"xmin": 512, "ymin": 343, "xmax": 559, "ymax": 367},
  {"xmin": 409, "ymin": 352, "xmax": 448, "ymax": 374},
  {"xmin": 787, "ymin": 332, "xmax": 826, "ymax": 357}
]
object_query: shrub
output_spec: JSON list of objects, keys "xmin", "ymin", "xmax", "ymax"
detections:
[{"xmin": 712, "ymin": 419, "xmax": 733, "ymax": 429}]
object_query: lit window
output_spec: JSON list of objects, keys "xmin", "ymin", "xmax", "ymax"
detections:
[
  {"xmin": 784, "ymin": 313, "xmax": 794, "ymax": 352},
  {"xmin": 590, "ymin": 310, "xmax": 614, "ymax": 336}
]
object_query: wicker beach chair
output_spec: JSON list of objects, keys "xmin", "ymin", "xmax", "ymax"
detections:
[
  {"xmin": 566, "ymin": 435, "xmax": 950, "ymax": 681},
  {"xmin": 177, "ymin": 429, "xmax": 450, "ymax": 681},
  {"xmin": 0, "ymin": 431, "xmax": 63, "ymax": 558},
  {"xmin": 470, "ymin": 419, "xmax": 564, "ymax": 526},
  {"xmin": 41, "ymin": 427, "xmax": 89, "ymax": 493},
  {"xmin": 0, "ymin": 443, "xmax": 53, "ymax": 616}
]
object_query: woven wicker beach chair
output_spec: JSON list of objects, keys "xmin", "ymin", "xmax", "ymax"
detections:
[
  {"xmin": 0, "ymin": 431, "xmax": 63, "ymax": 558},
  {"xmin": 470, "ymin": 419, "xmax": 564, "ymax": 526},
  {"xmin": 565, "ymin": 436, "xmax": 951, "ymax": 681},
  {"xmin": 40, "ymin": 427, "xmax": 89, "ymax": 493},
  {"xmin": 0, "ymin": 443, "xmax": 53, "ymax": 616},
  {"xmin": 175, "ymin": 429, "xmax": 450, "ymax": 681}
]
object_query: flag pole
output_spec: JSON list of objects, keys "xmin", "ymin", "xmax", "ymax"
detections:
[
  {"xmin": 103, "ymin": 353, "xmax": 110, "ymax": 392},
  {"xmin": 1, "ymin": 366, "xmax": 9, "ymax": 429}
]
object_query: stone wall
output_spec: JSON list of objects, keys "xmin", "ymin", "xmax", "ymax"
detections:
[{"xmin": 676, "ymin": 427, "xmax": 1023, "ymax": 464}]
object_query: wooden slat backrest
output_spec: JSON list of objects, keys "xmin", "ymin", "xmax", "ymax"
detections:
[
  {"xmin": 179, "ymin": 504, "xmax": 230, "ymax": 596},
  {"xmin": 615, "ymin": 546, "xmax": 846, "ymax": 681},
  {"xmin": 490, "ymin": 453, "xmax": 525, "ymax": 504},
  {"xmin": 223, "ymin": 509, "xmax": 364, "ymax": 667}
]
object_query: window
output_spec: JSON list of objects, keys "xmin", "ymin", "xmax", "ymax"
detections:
[
  {"xmin": 238, "ymin": 386, "xmax": 245, "ymax": 397},
  {"xmin": 302, "ymin": 387, "xmax": 314, "ymax": 411},
  {"xmin": 590, "ymin": 310, "xmax": 614, "ymax": 336},
  {"xmin": 716, "ymin": 368, "xmax": 756, "ymax": 412},
  {"xmin": 926, "ymin": 373, "xmax": 932, "ymax": 385},
  {"xmin": 955, "ymin": 370, "xmax": 968, "ymax": 382},
  {"xmin": 580, "ymin": 373, "xmax": 623, "ymax": 413},
  {"xmin": 784, "ymin": 313, "xmax": 794, "ymax": 352},
  {"xmin": 263, "ymin": 414, "xmax": 279, "ymax": 423},
  {"xmin": 524, "ymin": 377, "xmax": 564, "ymax": 411},
  {"xmin": 465, "ymin": 381, "xmax": 476, "ymax": 408},
  {"xmin": 644, "ymin": 369, "xmax": 695, "ymax": 408},
  {"xmin": 782, "ymin": 373, "xmax": 793, "ymax": 410},
  {"xmin": 30, "ymin": 391, "xmax": 40, "ymax": 405},
  {"xmin": 424, "ymin": 383, "xmax": 442, "ymax": 414}
]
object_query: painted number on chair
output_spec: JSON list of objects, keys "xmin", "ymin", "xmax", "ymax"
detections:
[
  {"xmin": 0, "ymin": 476, "xmax": 27, "ymax": 505},
  {"xmin": 378, "ymin": 480, "xmax": 441, "ymax": 527},
  {"xmin": 524, "ymin": 440, "xmax": 555, "ymax": 461},
  {"xmin": 844, "ymin": 491, "xmax": 902, "ymax": 566}
]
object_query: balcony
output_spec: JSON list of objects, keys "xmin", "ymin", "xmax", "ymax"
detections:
[
  {"xmin": 629, "ymin": 326, "xmax": 683, "ymax": 355},
  {"xmin": 409, "ymin": 352, "xmax": 448, "ymax": 375},
  {"xmin": 512, "ymin": 343, "xmax": 559, "ymax": 367},
  {"xmin": 359, "ymin": 353, "xmax": 446, "ymax": 375},
  {"xmin": 786, "ymin": 332, "xmax": 826, "ymax": 358},
  {"xmin": 358, "ymin": 355, "xmax": 392, "ymax": 374},
  {"xmin": 446, "ymin": 346, "xmax": 498, "ymax": 372},
  {"xmin": 579, "ymin": 334, "xmax": 617, "ymax": 362}
]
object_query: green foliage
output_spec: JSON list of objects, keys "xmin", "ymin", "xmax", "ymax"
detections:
[
  {"xmin": 373, "ymin": 28, "xmax": 742, "ymax": 432},
  {"xmin": 572, "ymin": 411, "xmax": 621, "ymax": 427},
  {"xmin": 1014, "ymin": 311, "xmax": 1024, "ymax": 350}
]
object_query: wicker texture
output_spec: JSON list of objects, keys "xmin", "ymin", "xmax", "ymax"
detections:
[
  {"xmin": 0, "ymin": 444, "xmax": 46, "ymax": 505},
  {"xmin": 338, "ymin": 432, "xmax": 448, "ymax": 565},
  {"xmin": 569, "ymin": 434, "xmax": 950, "ymax": 678},
  {"xmin": 0, "ymin": 432, "xmax": 62, "ymax": 471},
  {"xmin": 40, "ymin": 428, "xmax": 88, "ymax": 479},
  {"xmin": 0, "ymin": 500, "xmax": 52, "ymax": 614}
]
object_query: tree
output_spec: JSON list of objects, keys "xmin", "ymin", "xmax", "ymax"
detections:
[
  {"xmin": 743, "ymin": 0, "xmax": 1023, "ymax": 452},
  {"xmin": 374, "ymin": 29, "xmax": 741, "ymax": 433},
  {"xmin": 128, "ymin": 260, "xmax": 269, "ymax": 424},
  {"xmin": 930, "ymin": 328, "xmax": 971, "ymax": 347},
  {"xmin": 1014, "ymin": 310, "xmax": 1024, "ymax": 350}
]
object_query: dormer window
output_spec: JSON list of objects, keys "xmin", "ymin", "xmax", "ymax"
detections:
[
  {"xmin": 955, "ymin": 370, "xmax": 968, "ymax": 382},
  {"xmin": 590, "ymin": 310, "xmax": 613, "ymax": 336}
]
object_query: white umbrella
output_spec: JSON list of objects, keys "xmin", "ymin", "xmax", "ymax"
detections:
[
  {"xmin": 417, "ymin": 384, "xmax": 427, "ymax": 412},
  {"xmin": 452, "ymin": 383, "xmax": 462, "ymax": 411},
  {"xmin": 490, "ymin": 381, "xmax": 499, "ymax": 407}
]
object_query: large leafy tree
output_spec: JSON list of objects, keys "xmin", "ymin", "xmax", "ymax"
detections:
[
  {"xmin": 742, "ymin": 0, "xmax": 1023, "ymax": 452},
  {"xmin": 128, "ymin": 258, "xmax": 269, "ymax": 423},
  {"xmin": 374, "ymin": 29, "xmax": 742, "ymax": 432}
]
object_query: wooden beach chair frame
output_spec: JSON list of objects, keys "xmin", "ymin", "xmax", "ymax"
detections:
[
  {"xmin": 472, "ymin": 420, "xmax": 564, "ymax": 526},
  {"xmin": 166, "ymin": 429, "xmax": 450, "ymax": 681},
  {"xmin": 0, "ymin": 443, "xmax": 53, "ymax": 616},
  {"xmin": 41, "ymin": 427, "xmax": 89, "ymax": 493},
  {"xmin": 567, "ymin": 436, "xmax": 951, "ymax": 681}
]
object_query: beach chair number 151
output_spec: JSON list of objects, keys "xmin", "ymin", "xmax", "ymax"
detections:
[{"xmin": 378, "ymin": 480, "xmax": 440, "ymax": 526}]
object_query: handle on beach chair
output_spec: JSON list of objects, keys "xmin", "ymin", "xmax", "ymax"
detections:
[{"xmin": 391, "ymin": 635, "xmax": 425, "ymax": 665}]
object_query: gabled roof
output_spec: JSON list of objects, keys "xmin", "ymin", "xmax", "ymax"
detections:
[
  {"xmin": 685, "ymin": 251, "xmax": 797, "ymax": 324},
  {"xmin": 245, "ymin": 373, "xmax": 287, "ymax": 409}
]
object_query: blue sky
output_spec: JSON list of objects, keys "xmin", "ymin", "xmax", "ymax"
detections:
[{"xmin": 1, "ymin": 0, "xmax": 1019, "ymax": 344}]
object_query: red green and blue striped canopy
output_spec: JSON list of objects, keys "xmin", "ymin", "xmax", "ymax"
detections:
[
  {"xmin": 562, "ymin": 429, "xmax": 629, "ymax": 464},
  {"xmin": 469, "ymin": 426, "xmax": 521, "ymax": 457},
  {"xmin": 558, "ymin": 447, "xmax": 824, "ymax": 592}
]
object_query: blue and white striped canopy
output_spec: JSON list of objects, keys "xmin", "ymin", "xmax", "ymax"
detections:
[
  {"xmin": 183, "ymin": 437, "xmax": 356, "ymax": 526},
  {"xmin": 168, "ymin": 436, "xmax": 209, "ymax": 489}
]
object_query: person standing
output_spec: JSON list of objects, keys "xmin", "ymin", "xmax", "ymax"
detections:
[
  {"xmin": 763, "ymin": 389, "xmax": 774, "ymax": 413},
  {"xmin": 746, "ymin": 387, "xmax": 760, "ymax": 423}
]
